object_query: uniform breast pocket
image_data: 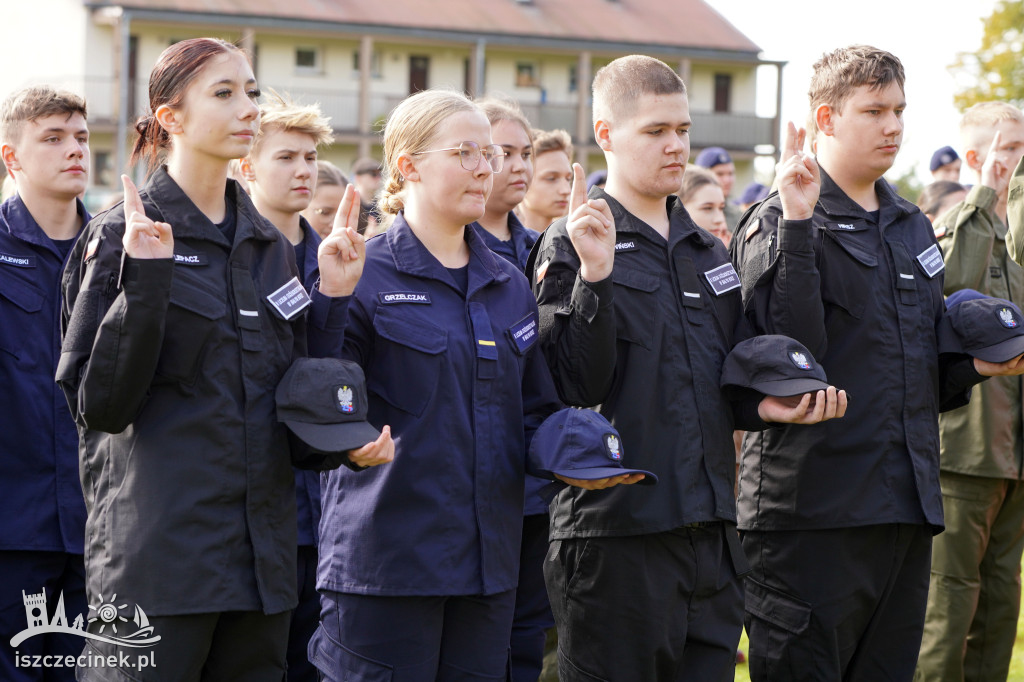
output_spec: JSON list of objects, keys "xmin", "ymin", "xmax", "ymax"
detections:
[
  {"xmin": 155, "ymin": 273, "xmax": 226, "ymax": 385},
  {"xmin": 612, "ymin": 266, "xmax": 660, "ymax": 349},
  {"xmin": 0, "ymin": 273, "xmax": 43, "ymax": 363},
  {"xmin": 820, "ymin": 232, "xmax": 877, "ymax": 319},
  {"xmin": 369, "ymin": 309, "xmax": 448, "ymax": 417}
]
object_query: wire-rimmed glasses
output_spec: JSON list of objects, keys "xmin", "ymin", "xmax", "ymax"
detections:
[{"xmin": 412, "ymin": 141, "xmax": 505, "ymax": 173}]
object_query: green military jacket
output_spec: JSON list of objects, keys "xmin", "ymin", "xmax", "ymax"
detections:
[
  {"xmin": 937, "ymin": 183, "xmax": 1024, "ymax": 479},
  {"xmin": 1008, "ymin": 156, "xmax": 1024, "ymax": 265}
]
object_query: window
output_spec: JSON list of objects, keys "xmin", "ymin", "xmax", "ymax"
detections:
[
  {"xmin": 568, "ymin": 64, "xmax": 577, "ymax": 93},
  {"xmin": 295, "ymin": 47, "xmax": 322, "ymax": 74},
  {"xmin": 516, "ymin": 62, "xmax": 539, "ymax": 88},
  {"xmin": 714, "ymin": 73, "xmax": 732, "ymax": 113}
]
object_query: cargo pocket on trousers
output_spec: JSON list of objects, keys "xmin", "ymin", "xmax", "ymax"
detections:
[
  {"xmin": 310, "ymin": 629, "xmax": 393, "ymax": 682},
  {"xmin": 744, "ymin": 577, "xmax": 811, "ymax": 664}
]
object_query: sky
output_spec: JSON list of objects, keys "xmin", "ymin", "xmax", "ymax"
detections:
[{"xmin": 710, "ymin": 0, "xmax": 1000, "ymax": 186}]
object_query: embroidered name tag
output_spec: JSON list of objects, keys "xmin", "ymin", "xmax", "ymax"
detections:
[
  {"xmin": 826, "ymin": 221, "xmax": 863, "ymax": 232},
  {"xmin": 704, "ymin": 263, "xmax": 741, "ymax": 296},
  {"xmin": 0, "ymin": 252, "xmax": 34, "ymax": 268},
  {"xmin": 507, "ymin": 312, "xmax": 538, "ymax": 355},
  {"xmin": 174, "ymin": 253, "xmax": 208, "ymax": 266},
  {"xmin": 916, "ymin": 244, "xmax": 945, "ymax": 279},
  {"xmin": 266, "ymin": 276, "xmax": 312, "ymax": 320},
  {"xmin": 378, "ymin": 291, "xmax": 431, "ymax": 305},
  {"xmin": 615, "ymin": 240, "xmax": 638, "ymax": 252}
]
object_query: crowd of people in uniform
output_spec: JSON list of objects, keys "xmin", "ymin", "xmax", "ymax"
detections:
[{"xmin": 5, "ymin": 35, "xmax": 1024, "ymax": 682}]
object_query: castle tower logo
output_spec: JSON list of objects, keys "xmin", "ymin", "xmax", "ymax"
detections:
[{"xmin": 10, "ymin": 589, "xmax": 160, "ymax": 649}]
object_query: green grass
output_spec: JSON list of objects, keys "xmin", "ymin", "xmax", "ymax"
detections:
[{"xmin": 734, "ymin": 606, "xmax": 1024, "ymax": 681}]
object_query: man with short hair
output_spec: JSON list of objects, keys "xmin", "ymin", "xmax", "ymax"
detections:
[
  {"xmin": 917, "ymin": 101, "xmax": 1024, "ymax": 682},
  {"xmin": 529, "ymin": 54, "xmax": 846, "ymax": 681},
  {"xmin": 733, "ymin": 46, "xmax": 1024, "ymax": 681},
  {"xmin": 239, "ymin": 92, "xmax": 335, "ymax": 682},
  {"xmin": 0, "ymin": 85, "xmax": 90, "ymax": 682}
]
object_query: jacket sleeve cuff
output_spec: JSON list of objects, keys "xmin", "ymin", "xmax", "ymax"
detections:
[
  {"xmin": 118, "ymin": 255, "xmax": 174, "ymax": 292},
  {"xmin": 966, "ymin": 184, "xmax": 998, "ymax": 213},
  {"xmin": 777, "ymin": 218, "xmax": 815, "ymax": 253},
  {"xmin": 308, "ymin": 285, "xmax": 350, "ymax": 332},
  {"xmin": 571, "ymin": 274, "xmax": 614, "ymax": 324}
]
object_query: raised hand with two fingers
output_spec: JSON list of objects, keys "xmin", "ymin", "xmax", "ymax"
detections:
[
  {"xmin": 121, "ymin": 174, "xmax": 173, "ymax": 259},
  {"xmin": 776, "ymin": 121, "xmax": 821, "ymax": 221},
  {"xmin": 566, "ymin": 163, "xmax": 615, "ymax": 283},
  {"xmin": 317, "ymin": 184, "xmax": 366, "ymax": 297}
]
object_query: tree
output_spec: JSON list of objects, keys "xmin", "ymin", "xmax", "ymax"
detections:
[{"xmin": 951, "ymin": 0, "xmax": 1024, "ymax": 110}]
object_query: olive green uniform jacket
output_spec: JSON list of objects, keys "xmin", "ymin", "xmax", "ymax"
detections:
[{"xmin": 936, "ymin": 183, "xmax": 1024, "ymax": 479}]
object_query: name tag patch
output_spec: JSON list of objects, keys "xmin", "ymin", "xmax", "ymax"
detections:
[
  {"xmin": 0, "ymin": 252, "xmax": 34, "ymax": 268},
  {"xmin": 266, "ymin": 276, "xmax": 311, "ymax": 320},
  {"xmin": 704, "ymin": 263, "xmax": 741, "ymax": 296},
  {"xmin": 174, "ymin": 252, "xmax": 208, "ymax": 266},
  {"xmin": 507, "ymin": 312, "xmax": 538, "ymax": 355},
  {"xmin": 916, "ymin": 244, "xmax": 945, "ymax": 279},
  {"xmin": 378, "ymin": 291, "xmax": 431, "ymax": 305},
  {"xmin": 826, "ymin": 221, "xmax": 863, "ymax": 232},
  {"xmin": 615, "ymin": 240, "xmax": 638, "ymax": 252}
]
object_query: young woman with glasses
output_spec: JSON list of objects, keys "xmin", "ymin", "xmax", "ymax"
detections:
[{"xmin": 309, "ymin": 89, "xmax": 633, "ymax": 679}]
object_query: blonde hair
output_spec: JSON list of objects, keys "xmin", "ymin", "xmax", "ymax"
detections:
[
  {"xmin": 532, "ymin": 128, "xmax": 573, "ymax": 161},
  {"xmin": 0, "ymin": 86, "xmax": 87, "ymax": 147},
  {"xmin": 250, "ymin": 90, "xmax": 334, "ymax": 155},
  {"xmin": 378, "ymin": 89, "xmax": 479, "ymax": 216},
  {"xmin": 476, "ymin": 96, "xmax": 532, "ymax": 139},
  {"xmin": 959, "ymin": 101, "xmax": 1024, "ymax": 156},
  {"xmin": 592, "ymin": 55, "xmax": 685, "ymax": 126}
]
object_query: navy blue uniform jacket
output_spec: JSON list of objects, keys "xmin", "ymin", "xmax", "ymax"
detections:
[
  {"xmin": 0, "ymin": 196, "xmax": 88, "ymax": 553},
  {"xmin": 57, "ymin": 167, "xmax": 346, "ymax": 616},
  {"xmin": 732, "ymin": 169, "xmax": 983, "ymax": 532},
  {"xmin": 317, "ymin": 214, "xmax": 561, "ymax": 596}
]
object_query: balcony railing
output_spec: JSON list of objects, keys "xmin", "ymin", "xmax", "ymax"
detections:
[{"xmin": 77, "ymin": 77, "xmax": 774, "ymax": 151}]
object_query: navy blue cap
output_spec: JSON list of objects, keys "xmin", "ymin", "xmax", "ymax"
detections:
[
  {"xmin": 736, "ymin": 181, "xmax": 769, "ymax": 205},
  {"xmin": 930, "ymin": 146, "xmax": 960, "ymax": 172},
  {"xmin": 721, "ymin": 335, "xmax": 831, "ymax": 397},
  {"xmin": 529, "ymin": 408, "xmax": 657, "ymax": 484},
  {"xmin": 695, "ymin": 147, "xmax": 732, "ymax": 168},
  {"xmin": 586, "ymin": 169, "xmax": 607, "ymax": 191},
  {"xmin": 276, "ymin": 358, "xmax": 381, "ymax": 453},
  {"xmin": 938, "ymin": 291, "xmax": 1024, "ymax": 362}
]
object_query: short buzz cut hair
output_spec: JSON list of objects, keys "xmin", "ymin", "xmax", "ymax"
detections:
[
  {"xmin": 592, "ymin": 55, "xmax": 686, "ymax": 126},
  {"xmin": 807, "ymin": 45, "xmax": 905, "ymax": 137},
  {"xmin": 0, "ymin": 86, "xmax": 87, "ymax": 147},
  {"xmin": 959, "ymin": 101, "xmax": 1024, "ymax": 154},
  {"xmin": 250, "ymin": 89, "xmax": 334, "ymax": 155}
]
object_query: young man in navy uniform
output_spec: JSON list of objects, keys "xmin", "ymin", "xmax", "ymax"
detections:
[
  {"xmin": 239, "ymin": 93, "xmax": 336, "ymax": 682},
  {"xmin": 732, "ymin": 46, "xmax": 1024, "ymax": 681},
  {"xmin": 0, "ymin": 86, "xmax": 90, "ymax": 681},
  {"xmin": 529, "ymin": 54, "xmax": 847, "ymax": 681}
]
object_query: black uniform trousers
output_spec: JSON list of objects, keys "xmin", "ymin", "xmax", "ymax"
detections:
[
  {"xmin": 287, "ymin": 544, "xmax": 319, "ymax": 682},
  {"xmin": 544, "ymin": 523, "xmax": 743, "ymax": 682},
  {"xmin": 742, "ymin": 523, "xmax": 932, "ymax": 682},
  {"xmin": 510, "ymin": 513, "xmax": 555, "ymax": 682},
  {"xmin": 76, "ymin": 610, "xmax": 290, "ymax": 681}
]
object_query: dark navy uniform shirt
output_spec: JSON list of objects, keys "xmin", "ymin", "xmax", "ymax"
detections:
[
  {"xmin": 0, "ymin": 195, "xmax": 88, "ymax": 554},
  {"xmin": 317, "ymin": 214, "xmax": 560, "ymax": 596}
]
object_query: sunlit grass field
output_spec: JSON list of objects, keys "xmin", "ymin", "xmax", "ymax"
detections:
[{"xmin": 733, "ymin": 607, "xmax": 1024, "ymax": 682}]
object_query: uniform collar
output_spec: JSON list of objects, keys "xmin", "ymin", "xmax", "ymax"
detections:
[
  {"xmin": 592, "ymin": 186, "xmax": 716, "ymax": 249},
  {"xmin": 386, "ymin": 212, "xmax": 510, "ymax": 293},
  {"xmin": 816, "ymin": 165, "xmax": 919, "ymax": 229},
  {"xmin": 0, "ymin": 194, "xmax": 89, "ymax": 253},
  {"xmin": 142, "ymin": 166, "xmax": 279, "ymax": 245}
]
